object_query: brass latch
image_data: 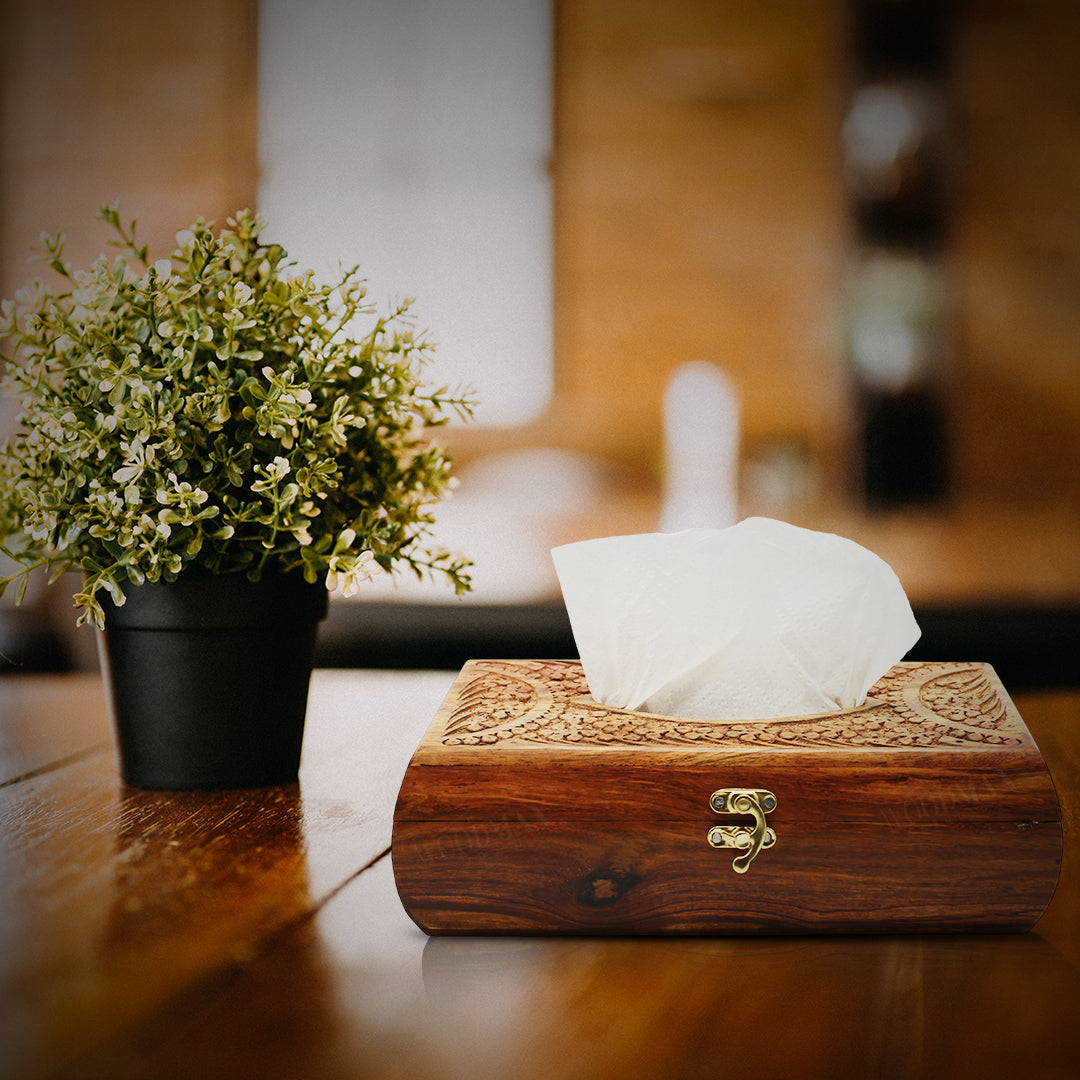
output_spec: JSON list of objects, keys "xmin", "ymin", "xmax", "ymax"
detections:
[{"xmin": 707, "ymin": 788, "xmax": 777, "ymax": 874}]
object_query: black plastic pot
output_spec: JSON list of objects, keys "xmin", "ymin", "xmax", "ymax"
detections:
[{"xmin": 98, "ymin": 573, "xmax": 328, "ymax": 790}]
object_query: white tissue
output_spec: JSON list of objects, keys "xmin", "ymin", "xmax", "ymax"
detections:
[{"xmin": 551, "ymin": 517, "xmax": 921, "ymax": 721}]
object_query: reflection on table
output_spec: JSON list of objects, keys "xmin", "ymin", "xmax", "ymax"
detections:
[{"xmin": 1, "ymin": 668, "xmax": 1078, "ymax": 1079}]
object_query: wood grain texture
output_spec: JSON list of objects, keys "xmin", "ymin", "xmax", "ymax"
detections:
[
  {"xmin": 1, "ymin": 674, "xmax": 1078, "ymax": 1079},
  {"xmin": 0, "ymin": 668, "xmax": 453, "ymax": 1080},
  {"xmin": 63, "ymin": 855, "xmax": 1080, "ymax": 1080},
  {"xmin": 394, "ymin": 819, "xmax": 1061, "ymax": 935},
  {"xmin": 393, "ymin": 660, "xmax": 1062, "ymax": 934}
]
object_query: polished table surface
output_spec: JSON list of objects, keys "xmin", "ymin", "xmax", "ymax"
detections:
[{"xmin": 2, "ymin": 669, "xmax": 1078, "ymax": 1080}]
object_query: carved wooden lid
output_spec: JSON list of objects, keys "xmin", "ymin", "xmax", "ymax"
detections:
[{"xmin": 422, "ymin": 659, "xmax": 1030, "ymax": 753}]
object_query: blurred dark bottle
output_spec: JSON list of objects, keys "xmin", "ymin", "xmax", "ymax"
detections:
[{"xmin": 843, "ymin": 0, "xmax": 951, "ymax": 508}]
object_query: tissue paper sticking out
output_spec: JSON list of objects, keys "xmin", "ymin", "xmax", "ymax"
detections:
[{"xmin": 551, "ymin": 517, "xmax": 921, "ymax": 722}]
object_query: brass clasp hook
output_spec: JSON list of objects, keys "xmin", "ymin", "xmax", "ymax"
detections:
[{"xmin": 707, "ymin": 788, "xmax": 777, "ymax": 873}]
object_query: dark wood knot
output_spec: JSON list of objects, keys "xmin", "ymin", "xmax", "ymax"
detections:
[{"xmin": 576, "ymin": 867, "xmax": 642, "ymax": 907}]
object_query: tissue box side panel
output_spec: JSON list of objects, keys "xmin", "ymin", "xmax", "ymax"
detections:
[{"xmin": 392, "ymin": 819, "xmax": 1062, "ymax": 935}]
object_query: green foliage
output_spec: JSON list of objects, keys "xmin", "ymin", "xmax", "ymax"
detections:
[{"xmin": 0, "ymin": 203, "xmax": 474, "ymax": 627}]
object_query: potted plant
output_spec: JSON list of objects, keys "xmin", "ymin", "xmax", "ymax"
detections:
[{"xmin": 0, "ymin": 203, "xmax": 473, "ymax": 788}]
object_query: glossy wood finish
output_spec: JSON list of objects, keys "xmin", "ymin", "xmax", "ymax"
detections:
[
  {"xmin": 2, "ymin": 669, "xmax": 1079, "ymax": 1078},
  {"xmin": 395, "ymin": 660, "xmax": 1062, "ymax": 934}
]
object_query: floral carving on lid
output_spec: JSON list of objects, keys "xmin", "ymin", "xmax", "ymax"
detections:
[{"xmin": 440, "ymin": 660, "xmax": 1025, "ymax": 750}]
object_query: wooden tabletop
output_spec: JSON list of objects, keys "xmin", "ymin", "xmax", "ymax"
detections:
[{"xmin": 2, "ymin": 669, "xmax": 1078, "ymax": 1080}]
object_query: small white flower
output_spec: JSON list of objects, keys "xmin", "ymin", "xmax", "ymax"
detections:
[{"xmin": 326, "ymin": 550, "xmax": 376, "ymax": 598}]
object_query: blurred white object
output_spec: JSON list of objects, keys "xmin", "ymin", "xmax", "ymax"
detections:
[
  {"xmin": 660, "ymin": 362, "xmax": 740, "ymax": 532},
  {"xmin": 258, "ymin": 0, "xmax": 554, "ymax": 427}
]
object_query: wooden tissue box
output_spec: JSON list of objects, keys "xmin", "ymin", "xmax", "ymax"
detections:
[{"xmin": 392, "ymin": 660, "xmax": 1062, "ymax": 935}]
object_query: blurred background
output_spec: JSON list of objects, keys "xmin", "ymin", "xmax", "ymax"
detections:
[{"xmin": 2, "ymin": 0, "xmax": 1078, "ymax": 686}]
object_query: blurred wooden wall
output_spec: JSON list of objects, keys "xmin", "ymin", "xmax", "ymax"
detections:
[
  {"xmin": 2, "ymin": 0, "xmax": 1078, "ymax": 513},
  {"xmin": 950, "ymin": 0, "xmax": 1080, "ymax": 512},
  {"xmin": 0, "ymin": 0, "xmax": 257, "ymax": 299},
  {"xmin": 546, "ymin": 0, "xmax": 851, "ymax": 497}
]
